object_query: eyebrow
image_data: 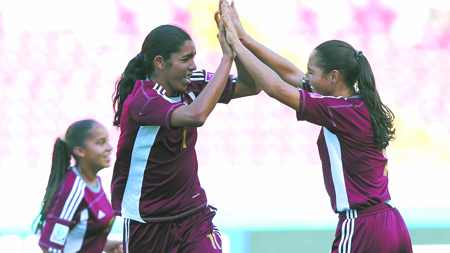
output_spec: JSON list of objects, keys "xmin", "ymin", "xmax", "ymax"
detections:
[{"xmin": 181, "ymin": 52, "xmax": 195, "ymax": 58}]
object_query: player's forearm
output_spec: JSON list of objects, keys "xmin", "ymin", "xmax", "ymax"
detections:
[
  {"xmin": 186, "ymin": 56, "xmax": 233, "ymax": 124},
  {"xmin": 240, "ymin": 34, "xmax": 304, "ymax": 87},
  {"xmin": 231, "ymin": 41, "xmax": 286, "ymax": 98},
  {"xmin": 232, "ymin": 55, "xmax": 261, "ymax": 98}
]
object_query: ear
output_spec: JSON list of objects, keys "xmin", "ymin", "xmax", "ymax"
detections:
[
  {"xmin": 330, "ymin": 70, "xmax": 340, "ymax": 84},
  {"xmin": 154, "ymin": 56, "xmax": 165, "ymax": 70},
  {"xmin": 73, "ymin": 146, "xmax": 85, "ymax": 158}
]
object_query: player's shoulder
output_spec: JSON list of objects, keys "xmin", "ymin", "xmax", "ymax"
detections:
[
  {"xmin": 132, "ymin": 80, "xmax": 169, "ymax": 99},
  {"xmin": 57, "ymin": 168, "xmax": 84, "ymax": 195},
  {"xmin": 191, "ymin": 69, "xmax": 206, "ymax": 79},
  {"xmin": 306, "ymin": 92, "xmax": 348, "ymax": 103}
]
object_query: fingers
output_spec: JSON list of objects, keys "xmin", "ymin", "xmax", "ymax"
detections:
[
  {"xmin": 214, "ymin": 10, "xmax": 221, "ymax": 30},
  {"xmin": 231, "ymin": 0, "xmax": 239, "ymax": 18}
]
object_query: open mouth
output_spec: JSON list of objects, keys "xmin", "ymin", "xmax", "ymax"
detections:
[{"xmin": 184, "ymin": 74, "xmax": 191, "ymax": 82}]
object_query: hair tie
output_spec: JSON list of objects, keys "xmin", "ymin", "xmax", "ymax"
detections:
[
  {"xmin": 59, "ymin": 135, "xmax": 66, "ymax": 143},
  {"xmin": 136, "ymin": 53, "xmax": 144, "ymax": 60},
  {"xmin": 355, "ymin": 50, "xmax": 363, "ymax": 59}
]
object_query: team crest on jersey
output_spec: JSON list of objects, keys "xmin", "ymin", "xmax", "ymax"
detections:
[{"xmin": 50, "ymin": 223, "xmax": 69, "ymax": 245}]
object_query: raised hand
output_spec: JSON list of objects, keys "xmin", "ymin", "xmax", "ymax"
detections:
[
  {"xmin": 229, "ymin": 1, "xmax": 248, "ymax": 40},
  {"xmin": 215, "ymin": 8, "xmax": 234, "ymax": 59},
  {"xmin": 219, "ymin": 1, "xmax": 240, "ymax": 46}
]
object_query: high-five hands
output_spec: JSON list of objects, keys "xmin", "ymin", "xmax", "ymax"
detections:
[
  {"xmin": 218, "ymin": 0, "xmax": 240, "ymax": 46},
  {"xmin": 214, "ymin": 1, "xmax": 234, "ymax": 58}
]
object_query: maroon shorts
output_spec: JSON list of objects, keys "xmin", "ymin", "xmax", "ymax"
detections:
[
  {"xmin": 123, "ymin": 206, "xmax": 222, "ymax": 253},
  {"xmin": 331, "ymin": 203, "xmax": 412, "ymax": 253}
]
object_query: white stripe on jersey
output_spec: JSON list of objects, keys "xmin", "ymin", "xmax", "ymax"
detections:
[
  {"xmin": 121, "ymin": 125, "xmax": 160, "ymax": 223},
  {"xmin": 60, "ymin": 177, "xmax": 86, "ymax": 221},
  {"xmin": 152, "ymin": 83, "xmax": 182, "ymax": 103},
  {"xmin": 190, "ymin": 70, "xmax": 205, "ymax": 81},
  {"xmin": 323, "ymin": 127, "xmax": 350, "ymax": 211},
  {"xmin": 188, "ymin": 92, "xmax": 196, "ymax": 101},
  {"xmin": 64, "ymin": 209, "xmax": 89, "ymax": 253},
  {"xmin": 60, "ymin": 177, "xmax": 80, "ymax": 219}
]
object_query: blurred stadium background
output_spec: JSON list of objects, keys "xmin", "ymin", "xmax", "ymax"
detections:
[{"xmin": 0, "ymin": 0, "xmax": 449, "ymax": 252}]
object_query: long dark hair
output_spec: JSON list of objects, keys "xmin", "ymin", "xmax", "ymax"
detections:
[
  {"xmin": 314, "ymin": 40, "xmax": 395, "ymax": 148},
  {"xmin": 33, "ymin": 119, "xmax": 98, "ymax": 234},
  {"xmin": 112, "ymin": 24, "xmax": 192, "ymax": 127}
]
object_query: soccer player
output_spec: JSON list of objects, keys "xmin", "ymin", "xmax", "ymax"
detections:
[
  {"xmin": 220, "ymin": 2, "xmax": 413, "ymax": 252},
  {"xmin": 110, "ymin": 19, "xmax": 259, "ymax": 253},
  {"xmin": 34, "ymin": 119, "xmax": 123, "ymax": 253}
]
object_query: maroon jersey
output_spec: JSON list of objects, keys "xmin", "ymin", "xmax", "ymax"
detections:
[
  {"xmin": 296, "ymin": 90, "xmax": 391, "ymax": 213},
  {"xmin": 39, "ymin": 167, "xmax": 115, "ymax": 253},
  {"xmin": 111, "ymin": 70, "xmax": 236, "ymax": 223}
]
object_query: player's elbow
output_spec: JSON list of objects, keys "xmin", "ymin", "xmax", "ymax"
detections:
[
  {"xmin": 186, "ymin": 113, "xmax": 207, "ymax": 127},
  {"xmin": 262, "ymin": 80, "xmax": 285, "ymax": 99},
  {"xmin": 263, "ymin": 83, "xmax": 279, "ymax": 98},
  {"xmin": 192, "ymin": 114, "xmax": 207, "ymax": 127}
]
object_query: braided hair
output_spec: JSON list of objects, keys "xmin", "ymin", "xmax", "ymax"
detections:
[{"xmin": 33, "ymin": 119, "xmax": 98, "ymax": 234}]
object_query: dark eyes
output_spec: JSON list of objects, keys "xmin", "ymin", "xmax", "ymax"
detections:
[{"xmin": 98, "ymin": 139, "xmax": 109, "ymax": 145}]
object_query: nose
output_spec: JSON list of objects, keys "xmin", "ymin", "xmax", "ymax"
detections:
[
  {"xmin": 106, "ymin": 142, "xmax": 113, "ymax": 151},
  {"xmin": 190, "ymin": 59, "xmax": 197, "ymax": 70}
]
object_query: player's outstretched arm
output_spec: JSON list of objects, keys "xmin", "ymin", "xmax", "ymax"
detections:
[
  {"xmin": 214, "ymin": 5, "xmax": 261, "ymax": 99},
  {"xmin": 220, "ymin": 2, "xmax": 300, "ymax": 111},
  {"xmin": 227, "ymin": 0, "xmax": 305, "ymax": 88},
  {"xmin": 170, "ymin": 18, "xmax": 234, "ymax": 128}
]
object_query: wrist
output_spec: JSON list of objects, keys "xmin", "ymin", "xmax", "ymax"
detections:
[
  {"xmin": 239, "ymin": 33, "xmax": 251, "ymax": 45},
  {"xmin": 222, "ymin": 54, "xmax": 234, "ymax": 62}
]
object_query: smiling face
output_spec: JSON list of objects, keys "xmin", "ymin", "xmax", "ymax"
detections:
[
  {"xmin": 306, "ymin": 50, "xmax": 334, "ymax": 96},
  {"xmin": 80, "ymin": 124, "xmax": 113, "ymax": 172},
  {"xmin": 160, "ymin": 40, "xmax": 197, "ymax": 96}
]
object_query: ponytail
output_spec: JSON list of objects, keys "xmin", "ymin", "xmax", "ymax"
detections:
[
  {"xmin": 356, "ymin": 53, "xmax": 395, "ymax": 148},
  {"xmin": 314, "ymin": 40, "xmax": 395, "ymax": 148},
  {"xmin": 33, "ymin": 119, "xmax": 98, "ymax": 234},
  {"xmin": 113, "ymin": 55, "xmax": 148, "ymax": 127},
  {"xmin": 33, "ymin": 138, "xmax": 71, "ymax": 234}
]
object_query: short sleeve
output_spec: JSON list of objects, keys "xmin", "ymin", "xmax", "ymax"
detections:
[
  {"xmin": 186, "ymin": 70, "xmax": 236, "ymax": 104},
  {"xmin": 296, "ymin": 89, "xmax": 355, "ymax": 133},
  {"xmin": 127, "ymin": 81, "xmax": 184, "ymax": 129}
]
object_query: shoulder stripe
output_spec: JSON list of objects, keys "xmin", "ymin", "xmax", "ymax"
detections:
[
  {"xmin": 60, "ymin": 177, "xmax": 81, "ymax": 219},
  {"xmin": 152, "ymin": 82, "xmax": 179, "ymax": 103},
  {"xmin": 191, "ymin": 70, "xmax": 206, "ymax": 81},
  {"xmin": 60, "ymin": 177, "xmax": 86, "ymax": 221}
]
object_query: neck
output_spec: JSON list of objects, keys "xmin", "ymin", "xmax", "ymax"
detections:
[
  {"xmin": 151, "ymin": 75, "xmax": 177, "ymax": 97},
  {"xmin": 333, "ymin": 83, "xmax": 354, "ymax": 98},
  {"xmin": 76, "ymin": 165, "xmax": 97, "ymax": 185}
]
